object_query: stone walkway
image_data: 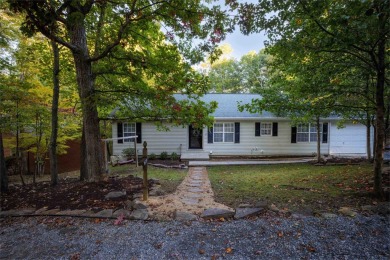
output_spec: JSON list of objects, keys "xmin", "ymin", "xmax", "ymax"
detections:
[
  {"xmin": 0, "ymin": 167, "xmax": 264, "ymax": 221},
  {"xmin": 145, "ymin": 167, "xmax": 236, "ymax": 220}
]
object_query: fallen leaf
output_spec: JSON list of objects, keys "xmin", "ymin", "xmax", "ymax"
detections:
[
  {"xmin": 306, "ymin": 245, "xmax": 316, "ymax": 252},
  {"xmin": 225, "ymin": 247, "xmax": 233, "ymax": 254},
  {"xmin": 277, "ymin": 231, "xmax": 284, "ymax": 238},
  {"xmin": 114, "ymin": 213, "xmax": 125, "ymax": 225},
  {"xmin": 211, "ymin": 254, "xmax": 219, "ymax": 260},
  {"xmin": 154, "ymin": 243, "xmax": 163, "ymax": 249},
  {"xmin": 70, "ymin": 253, "xmax": 80, "ymax": 260},
  {"xmin": 198, "ymin": 249, "xmax": 205, "ymax": 255}
]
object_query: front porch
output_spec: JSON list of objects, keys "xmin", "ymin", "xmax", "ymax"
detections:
[{"xmin": 180, "ymin": 152, "xmax": 210, "ymax": 161}]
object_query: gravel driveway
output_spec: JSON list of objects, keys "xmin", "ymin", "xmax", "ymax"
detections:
[{"xmin": 1, "ymin": 214, "xmax": 389, "ymax": 259}]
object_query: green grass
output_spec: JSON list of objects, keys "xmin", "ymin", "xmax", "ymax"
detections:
[
  {"xmin": 207, "ymin": 163, "xmax": 374, "ymax": 212},
  {"xmin": 109, "ymin": 164, "xmax": 186, "ymax": 193}
]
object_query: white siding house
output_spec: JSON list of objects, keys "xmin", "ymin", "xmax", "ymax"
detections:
[{"xmin": 111, "ymin": 94, "xmax": 372, "ymax": 158}]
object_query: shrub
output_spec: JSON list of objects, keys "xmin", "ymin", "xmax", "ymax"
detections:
[
  {"xmin": 171, "ymin": 152, "xmax": 179, "ymax": 160},
  {"xmin": 160, "ymin": 151, "xmax": 168, "ymax": 160},
  {"xmin": 149, "ymin": 153, "xmax": 157, "ymax": 160},
  {"xmin": 122, "ymin": 148, "xmax": 135, "ymax": 159}
]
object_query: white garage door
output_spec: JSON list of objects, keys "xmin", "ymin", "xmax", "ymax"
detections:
[{"xmin": 329, "ymin": 123, "xmax": 367, "ymax": 155}]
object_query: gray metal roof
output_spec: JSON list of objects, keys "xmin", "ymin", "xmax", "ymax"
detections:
[{"xmin": 174, "ymin": 93, "xmax": 276, "ymax": 119}]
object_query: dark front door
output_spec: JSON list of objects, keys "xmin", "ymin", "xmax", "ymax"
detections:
[{"xmin": 189, "ymin": 125, "xmax": 203, "ymax": 149}]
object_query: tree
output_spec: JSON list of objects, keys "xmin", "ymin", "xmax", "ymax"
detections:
[
  {"xmin": 233, "ymin": 0, "xmax": 389, "ymax": 197},
  {"xmin": 49, "ymin": 40, "xmax": 60, "ymax": 186},
  {"xmin": 10, "ymin": 0, "xmax": 233, "ymax": 182},
  {"xmin": 207, "ymin": 48, "xmax": 270, "ymax": 93}
]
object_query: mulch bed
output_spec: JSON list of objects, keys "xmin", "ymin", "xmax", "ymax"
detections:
[{"xmin": 1, "ymin": 175, "xmax": 157, "ymax": 212}]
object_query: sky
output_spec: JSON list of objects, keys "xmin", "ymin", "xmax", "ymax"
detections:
[
  {"xmin": 214, "ymin": 0, "xmax": 268, "ymax": 59},
  {"xmin": 220, "ymin": 29, "xmax": 267, "ymax": 59}
]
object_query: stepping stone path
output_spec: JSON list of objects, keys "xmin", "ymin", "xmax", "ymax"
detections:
[
  {"xmin": 1, "ymin": 167, "xmax": 264, "ymax": 221},
  {"xmin": 145, "ymin": 167, "xmax": 235, "ymax": 220}
]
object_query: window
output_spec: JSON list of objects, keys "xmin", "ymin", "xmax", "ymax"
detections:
[
  {"xmin": 261, "ymin": 122, "xmax": 272, "ymax": 136},
  {"xmin": 297, "ymin": 123, "xmax": 322, "ymax": 142},
  {"xmin": 214, "ymin": 123, "xmax": 234, "ymax": 143},
  {"xmin": 123, "ymin": 122, "xmax": 136, "ymax": 142}
]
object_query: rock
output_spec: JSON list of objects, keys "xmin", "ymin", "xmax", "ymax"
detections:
[
  {"xmin": 35, "ymin": 207, "xmax": 48, "ymax": 214},
  {"xmin": 255, "ymin": 201, "xmax": 268, "ymax": 208},
  {"xmin": 174, "ymin": 211, "xmax": 198, "ymax": 221},
  {"xmin": 238, "ymin": 203, "xmax": 252, "ymax": 208},
  {"xmin": 150, "ymin": 178, "xmax": 161, "ymax": 185},
  {"xmin": 269, "ymin": 204, "xmax": 280, "ymax": 212},
  {"xmin": 105, "ymin": 191, "xmax": 126, "ymax": 200},
  {"xmin": 82, "ymin": 210, "xmax": 97, "ymax": 217},
  {"xmin": 130, "ymin": 209, "xmax": 148, "ymax": 220},
  {"xmin": 113, "ymin": 209, "xmax": 132, "ymax": 218},
  {"xmin": 361, "ymin": 205, "xmax": 376, "ymax": 212},
  {"xmin": 56, "ymin": 210, "xmax": 86, "ymax": 216},
  {"xmin": 42, "ymin": 208, "xmax": 61, "ymax": 215},
  {"xmin": 132, "ymin": 200, "xmax": 148, "ymax": 210},
  {"xmin": 94, "ymin": 209, "xmax": 113, "ymax": 218},
  {"xmin": 124, "ymin": 200, "xmax": 147, "ymax": 210},
  {"xmin": 293, "ymin": 207, "xmax": 314, "ymax": 217},
  {"xmin": 201, "ymin": 208, "xmax": 235, "ymax": 220},
  {"xmin": 149, "ymin": 187, "xmax": 166, "ymax": 196},
  {"xmin": 124, "ymin": 200, "xmax": 133, "ymax": 210},
  {"xmin": 234, "ymin": 208, "xmax": 264, "ymax": 219},
  {"xmin": 338, "ymin": 207, "xmax": 357, "ymax": 217},
  {"xmin": 321, "ymin": 213, "xmax": 338, "ymax": 219}
]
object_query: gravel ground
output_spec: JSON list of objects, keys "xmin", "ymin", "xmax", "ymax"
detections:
[{"xmin": 1, "ymin": 215, "xmax": 389, "ymax": 259}]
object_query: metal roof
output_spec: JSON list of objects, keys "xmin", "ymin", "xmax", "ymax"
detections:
[{"xmin": 174, "ymin": 93, "xmax": 276, "ymax": 119}]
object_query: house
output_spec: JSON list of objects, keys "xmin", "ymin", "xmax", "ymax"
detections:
[{"xmin": 111, "ymin": 94, "xmax": 372, "ymax": 159}]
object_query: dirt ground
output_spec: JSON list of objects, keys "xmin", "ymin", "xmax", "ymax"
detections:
[{"xmin": 0, "ymin": 174, "xmax": 158, "ymax": 212}]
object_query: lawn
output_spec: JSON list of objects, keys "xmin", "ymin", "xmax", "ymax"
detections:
[
  {"xmin": 109, "ymin": 164, "xmax": 187, "ymax": 194},
  {"xmin": 207, "ymin": 163, "xmax": 375, "ymax": 213}
]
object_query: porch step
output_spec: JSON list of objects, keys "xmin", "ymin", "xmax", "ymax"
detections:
[{"xmin": 181, "ymin": 153, "xmax": 210, "ymax": 161}]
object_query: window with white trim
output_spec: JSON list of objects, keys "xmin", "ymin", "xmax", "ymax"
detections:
[
  {"xmin": 297, "ymin": 123, "xmax": 322, "ymax": 142},
  {"xmin": 214, "ymin": 123, "xmax": 234, "ymax": 143},
  {"xmin": 261, "ymin": 122, "xmax": 272, "ymax": 136},
  {"xmin": 123, "ymin": 122, "xmax": 136, "ymax": 142}
]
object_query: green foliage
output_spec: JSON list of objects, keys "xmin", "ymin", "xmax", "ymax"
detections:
[
  {"xmin": 159, "ymin": 151, "xmax": 168, "ymax": 160},
  {"xmin": 206, "ymin": 47, "xmax": 270, "ymax": 93},
  {"xmin": 149, "ymin": 153, "xmax": 156, "ymax": 160},
  {"xmin": 122, "ymin": 148, "xmax": 135, "ymax": 159},
  {"xmin": 170, "ymin": 152, "xmax": 179, "ymax": 161}
]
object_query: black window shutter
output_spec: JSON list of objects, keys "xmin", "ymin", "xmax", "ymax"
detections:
[
  {"xmin": 291, "ymin": 126, "xmax": 297, "ymax": 143},
  {"xmin": 255, "ymin": 122, "xmax": 261, "ymax": 136},
  {"xmin": 235, "ymin": 122, "xmax": 240, "ymax": 143},
  {"xmin": 208, "ymin": 127, "xmax": 213, "ymax": 143},
  {"xmin": 272, "ymin": 122, "xmax": 278, "ymax": 136},
  {"xmin": 322, "ymin": 123, "xmax": 328, "ymax": 143},
  {"xmin": 117, "ymin": 122, "xmax": 123, "ymax": 143},
  {"xmin": 136, "ymin": 123, "xmax": 142, "ymax": 143}
]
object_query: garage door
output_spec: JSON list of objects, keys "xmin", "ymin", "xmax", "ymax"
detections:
[{"xmin": 329, "ymin": 123, "xmax": 367, "ymax": 155}]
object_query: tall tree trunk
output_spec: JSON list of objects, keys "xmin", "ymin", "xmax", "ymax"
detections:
[
  {"xmin": 79, "ymin": 126, "xmax": 87, "ymax": 181},
  {"xmin": 68, "ymin": 11, "xmax": 104, "ymax": 181},
  {"xmin": 372, "ymin": 9, "xmax": 386, "ymax": 198},
  {"xmin": 15, "ymin": 104, "xmax": 25, "ymax": 186},
  {"xmin": 316, "ymin": 117, "xmax": 321, "ymax": 163},
  {"xmin": 366, "ymin": 116, "xmax": 372, "ymax": 161},
  {"xmin": 50, "ymin": 40, "xmax": 60, "ymax": 186},
  {"xmin": 0, "ymin": 132, "xmax": 8, "ymax": 194}
]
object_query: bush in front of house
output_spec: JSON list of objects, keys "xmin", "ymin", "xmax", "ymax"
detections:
[
  {"xmin": 149, "ymin": 153, "xmax": 156, "ymax": 160},
  {"xmin": 171, "ymin": 152, "xmax": 179, "ymax": 161},
  {"xmin": 122, "ymin": 148, "xmax": 135, "ymax": 159},
  {"xmin": 160, "ymin": 151, "xmax": 168, "ymax": 160}
]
